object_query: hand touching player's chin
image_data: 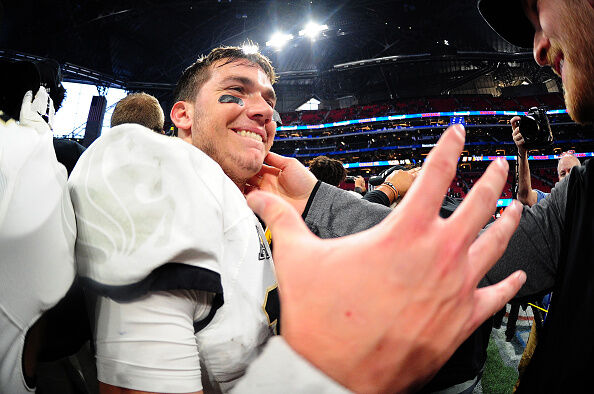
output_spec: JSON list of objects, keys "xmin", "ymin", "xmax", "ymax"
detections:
[{"xmin": 246, "ymin": 151, "xmax": 317, "ymax": 215}]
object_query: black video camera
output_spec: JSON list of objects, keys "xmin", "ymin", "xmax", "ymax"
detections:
[
  {"xmin": 518, "ymin": 107, "xmax": 553, "ymax": 149},
  {"xmin": 345, "ymin": 176, "xmax": 357, "ymax": 183}
]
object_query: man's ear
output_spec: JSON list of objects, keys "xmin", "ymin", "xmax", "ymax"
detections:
[{"xmin": 170, "ymin": 101, "xmax": 193, "ymax": 141}]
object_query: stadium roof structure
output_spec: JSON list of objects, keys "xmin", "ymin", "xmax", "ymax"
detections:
[{"xmin": 0, "ymin": 0, "xmax": 561, "ymax": 111}]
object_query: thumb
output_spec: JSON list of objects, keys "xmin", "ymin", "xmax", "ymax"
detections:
[
  {"xmin": 21, "ymin": 90, "xmax": 33, "ymax": 108},
  {"xmin": 246, "ymin": 190, "xmax": 314, "ymax": 257}
]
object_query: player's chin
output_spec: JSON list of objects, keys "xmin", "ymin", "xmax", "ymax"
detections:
[{"xmin": 241, "ymin": 152, "xmax": 267, "ymax": 176}]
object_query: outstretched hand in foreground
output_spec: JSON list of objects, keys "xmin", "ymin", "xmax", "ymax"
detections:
[{"xmin": 246, "ymin": 124, "xmax": 526, "ymax": 393}]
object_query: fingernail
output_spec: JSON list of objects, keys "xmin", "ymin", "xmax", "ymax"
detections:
[
  {"xmin": 496, "ymin": 157, "xmax": 508, "ymax": 171},
  {"xmin": 510, "ymin": 200, "xmax": 522, "ymax": 212},
  {"xmin": 515, "ymin": 271, "xmax": 527, "ymax": 284},
  {"xmin": 454, "ymin": 124, "xmax": 466, "ymax": 138}
]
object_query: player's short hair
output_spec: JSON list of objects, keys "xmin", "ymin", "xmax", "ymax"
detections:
[
  {"xmin": 309, "ymin": 156, "xmax": 346, "ymax": 187},
  {"xmin": 173, "ymin": 45, "xmax": 276, "ymax": 104},
  {"xmin": 111, "ymin": 92, "xmax": 165, "ymax": 133}
]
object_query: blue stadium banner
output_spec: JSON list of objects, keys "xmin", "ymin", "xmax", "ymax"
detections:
[{"xmin": 277, "ymin": 109, "xmax": 568, "ymax": 132}]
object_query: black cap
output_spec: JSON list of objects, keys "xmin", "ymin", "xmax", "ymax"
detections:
[{"xmin": 478, "ymin": 0, "xmax": 535, "ymax": 48}]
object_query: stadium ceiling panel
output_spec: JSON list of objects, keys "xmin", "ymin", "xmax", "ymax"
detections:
[{"xmin": 0, "ymin": 0, "xmax": 557, "ymax": 106}]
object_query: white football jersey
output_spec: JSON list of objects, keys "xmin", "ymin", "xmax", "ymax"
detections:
[
  {"xmin": 198, "ymin": 216, "xmax": 278, "ymax": 391},
  {"xmin": 0, "ymin": 119, "xmax": 76, "ymax": 394},
  {"xmin": 69, "ymin": 124, "xmax": 278, "ymax": 392}
]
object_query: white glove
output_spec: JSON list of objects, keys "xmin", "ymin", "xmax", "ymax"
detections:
[{"xmin": 19, "ymin": 87, "xmax": 54, "ymax": 134}]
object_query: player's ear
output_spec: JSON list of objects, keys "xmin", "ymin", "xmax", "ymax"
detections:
[{"xmin": 170, "ymin": 101, "xmax": 193, "ymax": 141}]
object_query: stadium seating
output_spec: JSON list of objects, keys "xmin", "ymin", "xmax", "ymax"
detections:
[
  {"xmin": 281, "ymin": 93, "xmax": 567, "ymax": 126},
  {"xmin": 516, "ymin": 96, "xmax": 541, "ymax": 110},
  {"xmin": 536, "ymin": 93, "xmax": 565, "ymax": 109}
]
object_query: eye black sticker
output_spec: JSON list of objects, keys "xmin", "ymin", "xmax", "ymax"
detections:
[
  {"xmin": 219, "ymin": 94, "xmax": 244, "ymax": 106},
  {"xmin": 219, "ymin": 94, "xmax": 282, "ymax": 125}
]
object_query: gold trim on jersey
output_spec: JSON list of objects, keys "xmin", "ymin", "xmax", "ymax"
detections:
[{"xmin": 262, "ymin": 283, "xmax": 279, "ymax": 335}]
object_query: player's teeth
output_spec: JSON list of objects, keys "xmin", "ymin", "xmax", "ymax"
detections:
[{"xmin": 236, "ymin": 130, "xmax": 262, "ymax": 142}]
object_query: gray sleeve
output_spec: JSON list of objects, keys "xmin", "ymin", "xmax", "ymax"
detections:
[
  {"xmin": 480, "ymin": 175, "xmax": 569, "ymax": 298},
  {"xmin": 304, "ymin": 182, "xmax": 392, "ymax": 239},
  {"xmin": 232, "ymin": 337, "xmax": 351, "ymax": 394}
]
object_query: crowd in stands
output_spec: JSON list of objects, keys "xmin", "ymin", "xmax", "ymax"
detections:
[
  {"xmin": 280, "ymin": 93, "xmax": 566, "ymax": 126},
  {"xmin": 274, "ymin": 119, "xmax": 594, "ymax": 172},
  {"xmin": 342, "ymin": 167, "xmax": 559, "ymax": 201}
]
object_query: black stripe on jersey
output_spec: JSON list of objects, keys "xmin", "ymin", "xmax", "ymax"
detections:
[
  {"xmin": 193, "ymin": 293, "xmax": 224, "ymax": 333},
  {"xmin": 80, "ymin": 263, "xmax": 223, "ymax": 302}
]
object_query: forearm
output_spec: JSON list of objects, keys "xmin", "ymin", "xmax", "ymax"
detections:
[
  {"xmin": 304, "ymin": 183, "xmax": 391, "ymax": 238},
  {"xmin": 362, "ymin": 188, "xmax": 391, "ymax": 207},
  {"xmin": 480, "ymin": 176, "xmax": 568, "ymax": 298},
  {"xmin": 517, "ymin": 153, "xmax": 538, "ymax": 206},
  {"xmin": 480, "ymin": 211, "xmax": 555, "ymax": 298},
  {"xmin": 232, "ymin": 337, "xmax": 350, "ymax": 394}
]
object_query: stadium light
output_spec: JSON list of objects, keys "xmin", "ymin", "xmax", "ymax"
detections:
[
  {"xmin": 242, "ymin": 43, "xmax": 259, "ymax": 54},
  {"xmin": 299, "ymin": 22, "xmax": 328, "ymax": 39},
  {"xmin": 266, "ymin": 32, "xmax": 294, "ymax": 49}
]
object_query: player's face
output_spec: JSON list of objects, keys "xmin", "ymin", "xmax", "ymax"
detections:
[
  {"xmin": 190, "ymin": 59, "xmax": 276, "ymax": 187},
  {"xmin": 522, "ymin": 0, "xmax": 594, "ymax": 124},
  {"xmin": 557, "ymin": 156, "xmax": 580, "ymax": 180}
]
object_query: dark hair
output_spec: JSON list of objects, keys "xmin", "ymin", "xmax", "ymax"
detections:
[
  {"xmin": 111, "ymin": 92, "xmax": 165, "ymax": 133},
  {"xmin": 309, "ymin": 156, "xmax": 347, "ymax": 187},
  {"xmin": 172, "ymin": 45, "xmax": 276, "ymax": 104}
]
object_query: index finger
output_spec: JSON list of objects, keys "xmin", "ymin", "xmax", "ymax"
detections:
[
  {"xmin": 392, "ymin": 125, "xmax": 466, "ymax": 226},
  {"xmin": 22, "ymin": 90, "xmax": 33, "ymax": 105},
  {"xmin": 510, "ymin": 116, "xmax": 521, "ymax": 128},
  {"xmin": 259, "ymin": 163, "xmax": 282, "ymax": 177},
  {"xmin": 247, "ymin": 164, "xmax": 281, "ymax": 183},
  {"xmin": 263, "ymin": 152, "xmax": 291, "ymax": 171},
  {"xmin": 408, "ymin": 167, "xmax": 421, "ymax": 178}
]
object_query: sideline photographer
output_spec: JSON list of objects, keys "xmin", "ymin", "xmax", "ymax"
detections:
[
  {"xmin": 511, "ymin": 114, "xmax": 548, "ymax": 207},
  {"xmin": 512, "ymin": 113, "xmax": 581, "ymax": 206}
]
